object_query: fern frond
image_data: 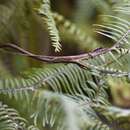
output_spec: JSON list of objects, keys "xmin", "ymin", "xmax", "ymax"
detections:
[
  {"xmin": 106, "ymin": 48, "xmax": 130, "ymax": 72},
  {"xmin": 0, "ymin": 78, "xmax": 32, "ymax": 102},
  {"xmin": 114, "ymin": 1, "xmax": 130, "ymax": 15},
  {"xmin": 26, "ymin": 64, "xmax": 108, "ymax": 103},
  {"xmin": 85, "ymin": 63, "xmax": 129, "ymax": 77},
  {"xmin": 94, "ymin": 15, "xmax": 130, "ymax": 46},
  {"xmin": 0, "ymin": 102, "xmax": 27, "ymax": 130},
  {"xmin": 0, "ymin": 61, "xmax": 109, "ymax": 106},
  {"xmin": 38, "ymin": 0, "xmax": 61, "ymax": 52}
]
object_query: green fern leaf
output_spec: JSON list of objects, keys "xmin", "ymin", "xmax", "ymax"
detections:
[{"xmin": 38, "ymin": 0, "xmax": 61, "ymax": 52}]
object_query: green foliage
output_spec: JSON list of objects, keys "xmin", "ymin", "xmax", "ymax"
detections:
[
  {"xmin": 0, "ymin": 0, "xmax": 130, "ymax": 130},
  {"xmin": 38, "ymin": 0, "xmax": 61, "ymax": 52},
  {"xmin": 0, "ymin": 102, "xmax": 27, "ymax": 130}
]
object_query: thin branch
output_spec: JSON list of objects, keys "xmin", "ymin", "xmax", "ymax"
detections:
[
  {"xmin": 0, "ymin": 30, "xmax": 129, "ymax": 74},
  {"xmin": 1, "ymin": 30, "xmax": 129, "ymax": 64},
  {"xmin": 0, "ymin": 44, "xmax": 112, "ymax": 65}
]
